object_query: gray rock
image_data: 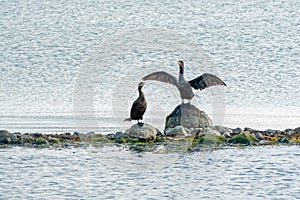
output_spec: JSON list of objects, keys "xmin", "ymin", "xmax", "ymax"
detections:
[
  {"xmin": 106, "ymin": 133, "xmax": 117, "ymax": 140},
  {"xmin": 214, "ymin": 125, "xmax": 233, "ymax": 137},
  {"xmin": 284, "ymin": 129, "xmax": 295, "ymax": 136},
  {"xmin": 87, "ymin": 132, "xmax": 95, "ymax": 137},
  {"xmin": 33, "ymin": 133, "xmax": 43, "ymax": 138},
  {"xmin": 201, "ymin": 127, "xmax": 221, "ymax": 137},
  {"xmin": 259, "ymin": 140, "xmax": 270, "ymax": 145},
  {"xmin": 255, "ymin": 132, "xmax": 265, "ymax": 140},
  {"xmin": 125, "ymin": 123, "xmax": 158, "ymax": 142},
  {"xmin": 223, "ymin": 132, "xmax": 232, "ymax": 138},
  {"xmin": 232, "ymin": 127, "xmax": 242, "ymax": 135},
  {"xmin": 190, "ymin": 128, "xmax": 204, "ymax": 138},
  {"xmin": 165, "ymin": 104, "xmax": 212, "ymax": 129},
  {"xmin": 294, "ymin": 127, "xmax": 300, "ymax": 134},
  {"xmin": 164, "ymin": 126, "xmax": 192, "ymax": 137},
  {"xmin": 21, "ymin": 134, "xmax": 35, "ymax": 143},
  {"xmin": 115, "ymin": 132, "xmax": 123, "ymax": 139},
  {"xmin": 60, "ymin": 132, "xmax": 72, "ymax": 140},
  {"xmin": 244, "ymin": 127, "xmax": 258, "ymax": 133},
  {"xmin": 264, "ymin": 129, "xmax": 279, "ymax": 137},
  {"xmin": 0, "ymin": 130, "xmax": 17, "ymax": 144}
]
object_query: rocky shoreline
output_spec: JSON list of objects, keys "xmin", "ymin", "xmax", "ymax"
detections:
[
  {"xmin": 1, "ymin": 104, "xmax": 299, "ymax": 152},
  {"xmin": 1, "ymin": 124, "xmax": 300, "ymax": 153}
]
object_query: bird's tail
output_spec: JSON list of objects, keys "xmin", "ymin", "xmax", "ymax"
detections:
[{"xmin": 123, "ymin": 118, "xmax": 132, "ymax": 122}]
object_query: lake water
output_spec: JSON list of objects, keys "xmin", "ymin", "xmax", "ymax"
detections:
[
  {"xmin": 1, "ymin": 145, "xmax": 300, "ymax": 199},
  {"xmin": 1, "ymin": 0, "xmax": 299, "ymax": 133},
  {"xmin": 0, "ymin": 0, "xmax": 300, "ymax": 198}
]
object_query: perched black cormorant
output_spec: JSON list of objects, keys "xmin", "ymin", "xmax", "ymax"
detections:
[
  {"xmin": 124, "ymin": 82, "xmax": 147, "ymax": 124},
  {"xmin": 142, "ymin": 61, "xmax": 226, "ymax": 103}
]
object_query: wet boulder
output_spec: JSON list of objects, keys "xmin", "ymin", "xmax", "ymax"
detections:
[
  {"xmin": 165, "ymin": 104, "xmax": 212, "ymax": 129},
  {"xmin": 125, "ymin": 123, "xmax": 159, "ymax": 142}
]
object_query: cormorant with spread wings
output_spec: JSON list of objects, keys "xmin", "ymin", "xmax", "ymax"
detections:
[{"xmin": 142, "ymin": 61, "xmax": 226, "ymax": 103}]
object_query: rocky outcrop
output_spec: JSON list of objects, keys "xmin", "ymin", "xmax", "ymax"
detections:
[{"xmin": 165, "ymin": 103, "xmax": 212, "ymax": 129}]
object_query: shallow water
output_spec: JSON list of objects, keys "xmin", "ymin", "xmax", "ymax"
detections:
[{"xmin": 1, "ymin": 145, "xmax": 300, "ymax": 199}]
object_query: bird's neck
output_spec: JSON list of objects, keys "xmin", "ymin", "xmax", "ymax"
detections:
[
  {"xmin": 138, "ymin": 87, "xmax": 144, "ymax": 98},
  {"xmin": 179, "ymin": 66, "xmax": 184, "ymax": 74}
]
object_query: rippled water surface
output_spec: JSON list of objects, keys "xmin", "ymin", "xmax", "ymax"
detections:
[
  {"xmin": 1, "ymin": 146, "xmax": 300, "ymax": 199},
  {"xmin": 1, "ymin": 1, "xmax": 300, "ymax": 198},
  {"xmin": 0, "ymin": 0, "xmax": 299, "ymax": 132}
]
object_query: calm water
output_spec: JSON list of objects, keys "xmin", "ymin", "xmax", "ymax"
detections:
[
  {"xmin": 1, "ymin": 0, "xmax": 300, "ymax": 198},
  {"xmin": 0, "ymin": 0, "xmax": 299, "ymax": 133},
  {"xmin": 1, "ymin": 146, "xmax": 300, "ymax": 199}
]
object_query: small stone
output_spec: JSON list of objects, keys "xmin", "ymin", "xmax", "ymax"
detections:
[
  {"xmin": 223, "ymin": 132, "xmax": 231, "ymax": 138},
  {"xmin": 106, "ymin": 133, "xmax": 117, "ymax": 140},
  {"xmin": 284, "ymin": 129, "xmax": 295, "ymax": 136},
  {"xmin": 61, "ymin": 132, "xmax": 72, "ymax": 140},
  {"xmin": 264, "ymin": 129, "xmax": 278, "ymax": 137},
  {"xmin": 164, "ymin": 126, "xmax": 191, "ymax": 137},
  {"xmin": 190, "ymin": 128, "xmax": 204, "ymax": 138},
  {"xmin": 33, "ymin": 133, "xmax": 43, "ymax": 138},
  {"xmin": 244, "ymin": 127, "xmax": 259, "ymax": 134},
  {"xmin": 115, "ymin": 132, "xmax": 123, "ymax": 139},
  {"xmin": 87, "ymin": 132, "xmax": 95, "ymax": 137},
  {"xmin": 294, "ymin": 127, "xmax": 300, "ymax": 134},
  {"xmin": 214, "ymin": 126, "xmax": 232, "ymax": 137},
  {"xmin": 21, "ymin": 134, "xmax": 35, "ymax": 143},
  {"xmin": 232, "ymin": 127, "xmax": 242, "ymax": 135},
  {"xmin": 255, "ymin": 132, "xmax": 265, "ymax": 140},
  {"xmin": 259, "ymin": 140, "xmax": 270, "ymax": 145},
  {"xmin": 203, "ymin": 127, "xmax": 221, "ymax": 137}
]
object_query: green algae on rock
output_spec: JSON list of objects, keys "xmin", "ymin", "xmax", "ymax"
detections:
[
  {"xmin": 228, "ymin": 132, "xmax": 258, "ymax": 145},
  {"xmin": 198, "ymin": 135, "xmax": 226, "ymax": 146}
]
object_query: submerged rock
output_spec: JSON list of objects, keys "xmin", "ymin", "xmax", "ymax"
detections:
[
  {"xmin": 165, "ymin": 103, "xmax": 212, "ymax": 129},
  {"xmin": 0, "ymin": 130, "xmax": 17, "ymax": 144},
  {"xmin": 125, "ymin": 123, "xmax": 159, "ymax": 142}
]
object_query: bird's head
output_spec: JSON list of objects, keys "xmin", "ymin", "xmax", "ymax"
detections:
[
  {"xmin": 177, "ymin": 60, "xmax": 184, "ymax": 74},
  {"xmin": 138, "ymin": 82, "xmax": 145, "ymax": 88},
  {"xmin": 177, "ymin": 60, "xmax": 184, "ymax": 68}
]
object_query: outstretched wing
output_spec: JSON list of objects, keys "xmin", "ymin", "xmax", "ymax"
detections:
[
  {"xmin": 189, "ymin": 73, "xmax": 226, "ymax": 90},
  {"xmin": 142, "ymin": 71, "xmax": 178, "ymax": 87}
]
